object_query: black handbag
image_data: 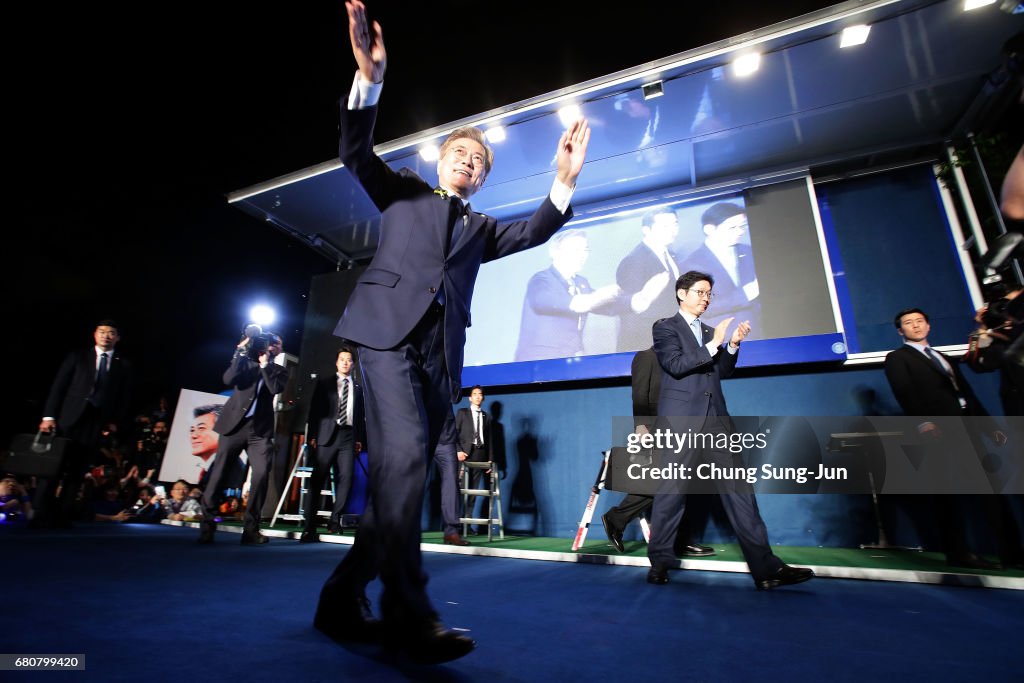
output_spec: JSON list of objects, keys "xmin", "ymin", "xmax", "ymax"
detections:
[{"xmin": 2, "ymin": 432, "xmax": 70, "ymax": 477}]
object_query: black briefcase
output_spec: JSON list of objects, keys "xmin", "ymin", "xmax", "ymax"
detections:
[
  {"xmin": 604, "ymin": 446, "xmax": 659, "ymax": 495},
  {"xmin": 2, "ymin": 433, "xmax": 70, "ymax": 477}
]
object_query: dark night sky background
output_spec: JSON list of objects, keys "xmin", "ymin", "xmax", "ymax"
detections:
[{"xmin": 8, "ymin": 0, "xmax": 839, "ymax": 439}]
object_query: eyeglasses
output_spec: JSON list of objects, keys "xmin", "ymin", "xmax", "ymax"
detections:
[{"xmin": 687, "ymin": 289, "xmax": 714, "ymax": 300}]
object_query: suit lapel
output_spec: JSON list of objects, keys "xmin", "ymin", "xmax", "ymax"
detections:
[{"xmin": 433, "ymin": 193, "xmax": 451, "ymax": 259}]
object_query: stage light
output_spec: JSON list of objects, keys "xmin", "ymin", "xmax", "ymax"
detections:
[
  {"xmin": 485, "ymin": 126, "xmax": 506, "ymax": 143},
  {"xmin": 248, "ymin": 305, "xmax": 276, "ymax": 328},
  {"xmin": 964, "ymin": 0, "xmax": 996, "ymax": 10},
  {"xmin": 419, "ymin": 144, "xmax": 440, "ymax": 162},
  {"xmin": 840, "ymin": 24, "xmax": 871, "ymax": 48},
  {"xmin": 558, "ymin": 104, "xmax": 583, "ymax": 127},
  {"xmin": 731, "ymin": 53, "xmax": 761, "ymax": 78},
  {"xmin": 642, "ymin": 81, "xmax": 664, "ymax": 100}
]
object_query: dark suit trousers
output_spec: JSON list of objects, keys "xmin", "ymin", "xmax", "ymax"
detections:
[
  {"xmin": 201, "ymin": 418, "xmax": 274, "ymax": 531},
  {"xmin": 304, "ymin": 426, "xmax": 356, "ymax": 530},
  {"xmin": 320, "ymin": 303, "xmax": 455, "ymax": 625},
  {"xmin": 648, "ymin": 426, "xmax": 781, "ymax": 581},
  {"xmin": 433, "ymin": 437, "xmax": 461, "ymax": 536},
  {"xmin": 37, "ymin": 403, "xmax": 104, "ymax": 523}
]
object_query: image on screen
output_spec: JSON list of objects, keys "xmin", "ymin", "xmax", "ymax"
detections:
[{"xmin": 466, "ymin": 194, "xmax": 757, "ymax": 365}]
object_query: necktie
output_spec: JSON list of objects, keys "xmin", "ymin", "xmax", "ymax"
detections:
[
  {"xmin": 924, "ymin": 347, "xmax": 958, "ymax": 390},
  {"xmin": 474, "ymin": 410, "xmax": 481, "ymax": 447},
  {"xmin": 691, "ymin": 318, "xmax": 703, "ymax": 345},
  {"xmin": 338, "ymin": 378, "xmax": 349, "ymax": 426},
  {"xmin": 446, "ymin": 197, "xmax": 466, "ymax": 254},
  {"xmin": 90, "ymin": 352, "xmax": 109, "ymax": 406},
  {"xmin": 663, "ymin": 250, "xmax": 678, "ymax": 279}
]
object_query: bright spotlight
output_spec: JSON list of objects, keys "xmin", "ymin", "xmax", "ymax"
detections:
[
  {"xmin": 558, "ymin": 104, "xmax": 583, "ymax": 127},
  {"xmin": 249, "ymin": 305, "xmax": 276, "ymax": 327},
  {"xmin": 840, "ymin": 24, "xmax": 871, "ymax": 48},
  {"xmin": 485, "ymin": 126, "xmax": 506, "ymax": 143},
  {"xmin": 731, "ymin": 53, "xmax": 761, "ymax": 78},
  {"xmin": 419, "ymin": 144, "xmax": 440, "ymax": 162}
]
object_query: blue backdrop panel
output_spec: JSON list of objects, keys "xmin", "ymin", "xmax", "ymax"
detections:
[{"xmin": 816, "ymin": 165, "xmax": 976, "ymax": 353}]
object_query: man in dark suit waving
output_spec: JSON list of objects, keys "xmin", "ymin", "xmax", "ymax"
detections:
[
  {"xmin": 647, "ymin": 271, "xmax": 813, "ymax": 590},
  {"xmin": 301, "ymin": 346, "xmax": 366, "ymax": 542},
  {"xmin": 198, "ymin": 332, "xmax": 288, "ymax": 546},
  {"xmin": 314, "ymin": 1, "xmax": 590, "ymax": 664},
  {"xmin": 39, "ymin": 320, "xmax": 132, "ymax": 526}
]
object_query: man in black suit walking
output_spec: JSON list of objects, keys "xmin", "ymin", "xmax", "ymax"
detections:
[
  {"xmin": 313, "ymin": 1, "xmax": 589, "ymax": 665},
  {"xmin": 39, "ymin": 319, "xmax": 132, "ymax": 526},
  {"xmin": 301, "ymin": 347, "xmax": 366, "ymax": 542},
  {"xmin": 602, "ymin": 347, "xmax": 713, "ymax": 557},
  {"xmin": 646, "ymin": 271, "xmax": 813, "ymax": 590},
  {"xmin": 198, "ymin": 332, "xmax": 288, "ymax": 546},
  {"xmin": 884, "ymin": 307, "xmax": 1020, "ymax": 569}
]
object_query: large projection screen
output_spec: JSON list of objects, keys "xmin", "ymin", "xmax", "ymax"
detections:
[{"xmin": 463, "ymin": 177, "xmax": 843, "ymax": 386}]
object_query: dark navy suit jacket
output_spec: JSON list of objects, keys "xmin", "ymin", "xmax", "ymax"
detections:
[
  {"xmin": 653, "ymin": 313, "xmax": 738, "ymax": 419},
  {"xmin": 333, "ymin": 106, "xmax": 573, "ymax": 400}
]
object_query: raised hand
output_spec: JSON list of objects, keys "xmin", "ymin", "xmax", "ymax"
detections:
[
  {"xmin": 346, "ymin": 1, "xmax": 386, "ymax": 83},
  {"xmin": 555, "ymin": 118, "xmax": 591, "ymax": 188},
  {"xmin": 730, "ymin": 320, "xmax": 751, "ymax": 347},
  {"xmin": 712, "ymin": 317, "xmax": 735, "ymax": 348}
]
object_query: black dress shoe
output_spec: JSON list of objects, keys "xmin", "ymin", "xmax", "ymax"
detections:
[
  {"xmin": 646, "ymin": 565, "xmax": 669, "ymax": 585},
  {"xmin": 390, "ymin": 620, "xmax": 476, "ymax": 664},
  {"xmin": 443, "ymin": 532, "xmax": 470, "ymax": 546},
  {"xmin": 197, "ymin": 522, "xmax": 216, "ymax": 544},
  {"xmin": 240, "ymin": 530, "xmax": 268, "ymax": 545},
  {"xmin": 325, "ymin": 522, "xmax": 343, "ymax": 534},
  {"xmin": 299, "ymin": 530, "xmax": 320, "ymax": 543},
  {"xmin": 679, "ymin": 544, "xmax": 715, "ymax": 557},
  {"xmin": 756, "ymin": 564, "xmax": 814, "ymax": 591},
  {"xmin": 601, "ymin": 513, "xmax": 625, "ymax": 553},
  {"xmin": 948, "ymin": 554, "xmax": 1003, "ymax": 571},
  {"xmin": 314, "ymin": 596, "xmax": 383, "ymax": 644}
]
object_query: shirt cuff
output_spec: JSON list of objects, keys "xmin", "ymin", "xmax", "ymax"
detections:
[
  {"xmin": 706, "ymin": 342, "xmax": 720, "ymax": 357},
  {"xmin": 548, "ymin": 178, "xmax": 574, "ymax": 214},
  {"xmin": 348, "ymin": 72, "xmax": 383, "ymax": 110},
  {"xmin": 725, "ymin": 343, "xmax": 739, "ymax": 355}
]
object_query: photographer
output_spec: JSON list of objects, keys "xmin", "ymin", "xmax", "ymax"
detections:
[
  {"xmin": 968, "ymin": 286, "xmax": 1023, "ymax": 416},
  {"xmin": 198, "ymin": 331, "xmax": 288, "ymax": 545}
]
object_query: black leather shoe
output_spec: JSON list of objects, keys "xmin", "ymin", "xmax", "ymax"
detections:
[
  {"xmin": 325, "ymin": 522, "xmax": 343, "ymax": 535},
  {"xmin": 679, "ymin": 544, "xmax": 715, "ymax": 557},
  {"xmin": 240, "ymin": 530, "xmax": 268, "ymax": 545},
  {"xmin": 314, "ymin": 595, "xmax": 383, "ymax": 644},
  {"xmin": 299, "ymin": 530, "xmax": 320, "ymax": 543},
  {"xmin": 443, "ymin": 532, "xmax": 470, "ymax": 546},
  {"xmin": 646, "ymin": 565, "xmax": 669, "ymax": 585},
  {"xmin": 390, "ymin": 620, "xmax": 476, "ymax": 664},
  {"xmin": 602, "ymin": 513, "xmax": 625, "ymax": 553},
  {"xmin": 197, "ymin": 522, "xmax": 216, "ymax": 544},
  {"xmin": 756, "ymin": 564, "xmax": 814, "ymax": 591},
  {"xmin": 948, "ymin": 554, "xmax": 1003, "ymax": 571}
]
